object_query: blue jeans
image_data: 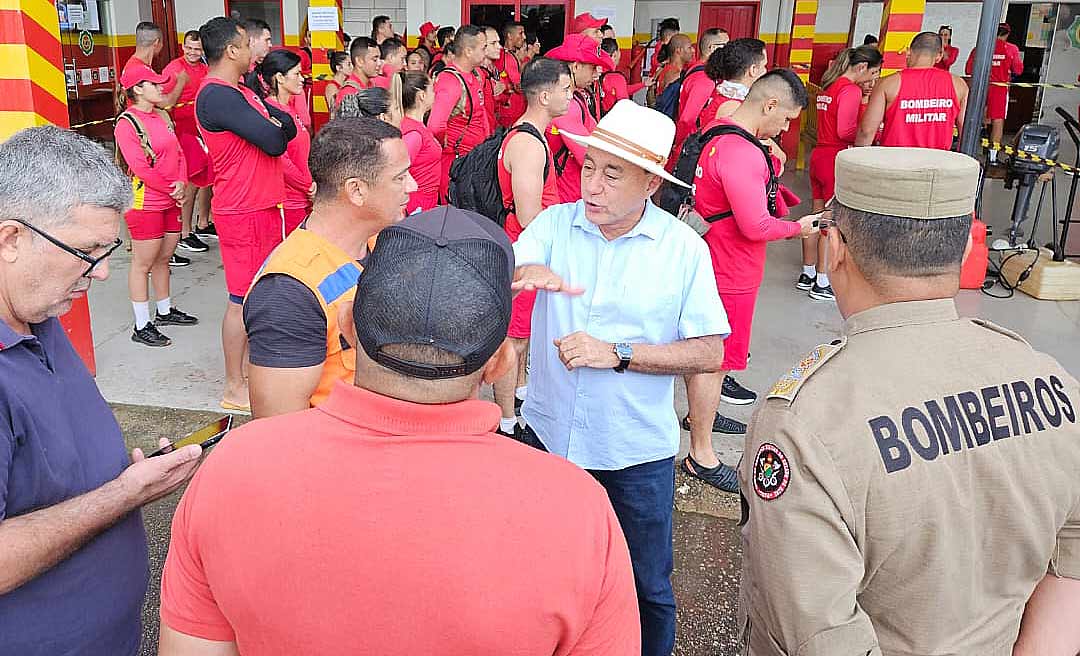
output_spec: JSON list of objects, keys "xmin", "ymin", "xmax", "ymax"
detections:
[{"xmin": 519, "ymin": 427, "xmax": 676, "ymax": 656}]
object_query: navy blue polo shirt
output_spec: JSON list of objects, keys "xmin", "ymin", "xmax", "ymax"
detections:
[{"xmin": 0, "ymin": 317, "xmax": 148, "ymax": 656}]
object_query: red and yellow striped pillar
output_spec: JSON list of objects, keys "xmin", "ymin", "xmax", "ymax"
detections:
[
  {"xmin": 787, "ymin": 0, "xmax": 817, "ymax": 169},
  {"xmin": 310, "ymin": 0, "xmax": 344, "ymax": 132},
  {"xmin": 0, "ymin": 0, "xmax": 68, "ymax": 137},
  {"xmin": 879, "ymin": 0, "xmax": 926, "ymax": 75},
  {"xmin": 0, "ymin": 0, "xmax": 97, "ymax": 373}
]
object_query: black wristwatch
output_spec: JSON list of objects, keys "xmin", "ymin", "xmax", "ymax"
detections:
[{"xmin": 613, "ymin": 343, "xmax": 633, "ymax": 373}]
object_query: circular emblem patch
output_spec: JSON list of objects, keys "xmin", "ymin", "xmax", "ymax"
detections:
[
  {"xmin": 78, "ymin": 30, "xmax": 94, "ymax": 56},
  {"xmin": 753, "ymin": 443, "xmax": 790, "ymax": 501}
]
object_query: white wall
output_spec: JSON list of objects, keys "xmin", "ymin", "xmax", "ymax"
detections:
[
  {"xmin": 853, "ymin": 1, "xmax": 981, "ymax": 73},
  {"xmin": 344, "ymin": 0, "xmax": 407, "ymax": 39},
  {"xmin": 577, "ymin": 0, "xmax": 637, "ymax": 40},
  {"xmin": 175, "ymin": 0, "xmax": 227, "ymax": 33},
  {"xmin": 405, "ymin": 0, "xmax": 457, "ymax": 42},
  {"xmin": 815, "ymin": 0, "xmax": 852, "ymax": 36}
]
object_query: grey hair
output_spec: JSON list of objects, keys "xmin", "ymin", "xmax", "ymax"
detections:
[
  {"xmin": 0, "ymin": 126, "xmax": 132, "ymax": 230},
  {"xmin": 135, "ymin": 21, "xmax": 163, "ymax": 48}
]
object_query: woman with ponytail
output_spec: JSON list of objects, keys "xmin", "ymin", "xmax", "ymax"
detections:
[
  {"xmin": 391, "ymin": 70, "xmax": 440, "ymax": 213},
  {"xmin": 324, "ymin": 51, "xmax": 353, "ymax": 112},
  {"xmin": 800, "ymin": 44, "xmax": 882, "ymax": 300},
  {"xmin": 262, "ymin": 49, "xmax": 315, "ymax": 235}
]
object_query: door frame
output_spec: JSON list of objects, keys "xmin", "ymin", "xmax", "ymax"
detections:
[
  {"xmin": 698, "ymin": 1, "xmax": 761, "ymax": 39},
  {"xmin": 150, "ymin": 0, "xmax": 180, "ymax": 69},
  {"xmin": 460, "ymin": 0, "xmax": 576, "ymax": 41}
]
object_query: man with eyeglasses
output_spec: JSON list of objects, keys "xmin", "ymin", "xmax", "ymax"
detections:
[
  {"xmin": 0, "ymin": 126, "xmax": 203, "ymax": 655},
  {"xmin": 738, "ymin": 147, "xmax": 1080, "ymax": 655}
]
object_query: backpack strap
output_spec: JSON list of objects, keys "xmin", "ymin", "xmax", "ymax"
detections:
[
  {"xmin": 117, "ymin": 111, "xmax": 157, "ymax": 167},
  {"xmin": 436, "ymin": 68, "xmax": 474, "ymax": 157},
  {"xmin": 500, "ymin": 122, "xmax": 554, "ymax": 218},
  {"xmin": 343, "ymin": 79, "xmax": 362, "ymax": 91},
  {"xmin": 695, "ymin": 124, "xmax": 778, "ymax": 223}
]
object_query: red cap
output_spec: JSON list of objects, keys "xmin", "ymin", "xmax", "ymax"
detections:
[
  {"xmin": 120, "ymin": 60, "xmax": 169, "ymax": 89},
  {"xmin": 419, "ymin": 21, "xmax": 440, "ymax": 39},
  {"xmin": 571, "ymin": 12, "xmax": 607, "ymax": 34},
  {"xmin": 997, "ymin": 22, "xmax": 1011, "ymax": 35},
  {"xmin": 546, "ymin": 33, "xmax": 616, "ymax": 72}
]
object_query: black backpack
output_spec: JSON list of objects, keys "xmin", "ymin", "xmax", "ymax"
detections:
[
  {"xmin": 653, "ymin": 64, "xmax": 703, "ymax": 120},
  {"xmin": 655, "ymin": 123, "xmax": 779, "ymax": 222},
  {"xmin": 448, "ymin": 123, "xmax": 551, "ymax": 226}
]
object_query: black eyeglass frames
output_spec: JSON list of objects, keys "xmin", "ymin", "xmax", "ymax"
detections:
[{"xmin": 13, "ymin": 219, "xmax": 123, "ymax": 278}]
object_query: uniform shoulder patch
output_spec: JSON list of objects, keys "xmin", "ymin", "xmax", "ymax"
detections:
[
  {"xmin": 767, "ymin": 338, "xmax": 847, "ymax": 403},
  {"xmin": 970, "ymin": 318, "xmax": 1030, "ymax": 346},
  {"xmin": 753, "ymin": 443, "xmax": 790, "ymax": 500}
]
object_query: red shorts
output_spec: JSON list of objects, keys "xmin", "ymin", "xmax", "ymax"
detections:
[
  {"xmin": 217, "ymin": 207, "xmax": 284, "ymax": 299},
  {"xmin": 283, "ymin": 206, "xmax": 309, "ymax": 236},
  {"xmin": 175, "ymin": 127, "xmax": 212, "ymax": 187},
  {"xmin": 126, "ymin": 207, "xmax": 181, "ymax": 241},
  {"xmin": 718, "ymin": 288, "xmax": 759, "ymax": 372},
  {"xmin": 508, "ymin": 290, "xmax": 535, "ymax": 339},
  {"xmin": 986, "ymin": 86, "xmax": 1009, "ymax": 121},
  {"xmin": 808, "ymin": 147, "xmax": 841, "ymax": 201}
]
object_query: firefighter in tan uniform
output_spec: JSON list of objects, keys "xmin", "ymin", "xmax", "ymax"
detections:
[{"xmin": 738, "ymin": 147, "xmax": 1080, "ymax": 655}]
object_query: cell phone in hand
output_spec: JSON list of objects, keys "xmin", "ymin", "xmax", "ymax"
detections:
[{"xmin": 149, "ymin": 416, "xmax": 233, "ymax": 457}]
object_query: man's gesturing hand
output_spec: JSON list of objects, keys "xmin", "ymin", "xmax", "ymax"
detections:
[
  {"xmin": 554, "ymin": 332, "xmax": 620, "ymax": 371},
  {"xmin": 512, "ymin": 264, "xmax": 585, "ymax": 296}
]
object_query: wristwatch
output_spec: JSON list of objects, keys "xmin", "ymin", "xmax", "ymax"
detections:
[{"xmin": 613, "ymin": 343, "xmax": 633, "ymax": 373}]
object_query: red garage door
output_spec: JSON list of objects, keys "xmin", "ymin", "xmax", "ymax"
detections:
[{"xmin": 699, "ymin": 2, "xmax": 759, "ymax": 40}]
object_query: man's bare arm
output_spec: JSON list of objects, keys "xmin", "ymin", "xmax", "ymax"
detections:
[
  {"xmin": 162, "ymin": 71, "xmax": 190, "ymax": 108},
  {"xmin": 0, "ymin": 442, "xmax": 201, "ymax": 595},
  {"xmin": 856, "ymin": 75, "xmax": 892, "ymax": 146},
  {"xmin": 505, "ymin": 132, "xmax": 548, "ymax": 228},
  {"xmin": 954, "ymin": 75, "xmax": 969, "ymax": 136},
  {"xmin": 248, "ymin": 364, "xmax": 323, "ymax": 419},
  {"xmin": 159, "ymin": 624, "xmax": 240, "ymax": 656},
  {"xmin": 1013, "ymin": 574, "xmax": 1080, "ymax": 656}
]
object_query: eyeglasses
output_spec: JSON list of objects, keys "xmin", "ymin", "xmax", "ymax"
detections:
[{"xmin": 14, "ymin": 219, "xmax": 123, "ymax": 277}]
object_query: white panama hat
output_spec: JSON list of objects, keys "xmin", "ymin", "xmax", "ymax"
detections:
[{"xmin": 558, "ymin": 99, "xmax": 689, "ymax": 188}]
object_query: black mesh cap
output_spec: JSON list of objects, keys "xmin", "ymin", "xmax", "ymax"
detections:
[{"xmin": 355, "ymin": 206, "xmax": 515, "ymax": 380}]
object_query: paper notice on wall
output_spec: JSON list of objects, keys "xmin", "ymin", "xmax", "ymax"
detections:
[
  {"xmin": 79, "ymin": 68, "xmax": 93, "ymax": 86},
  {"xmin": 592, "ymin": 6, "xmax": 616, "ymax": 27},
  {"xmin": 308, "ymin": 6, "xmax": 339, "ymax": 32},
  {"xmin": 98, "ymin": 66, "xmax": 110, "ymax": 83},
  {"xmin": 67, "ymin": 4, "xmax": 84, "ymax": 25}
]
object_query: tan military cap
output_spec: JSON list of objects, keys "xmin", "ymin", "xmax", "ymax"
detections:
[{"xmin": 835, "ymin": 147, "xmax": 980, "ymax": 220}]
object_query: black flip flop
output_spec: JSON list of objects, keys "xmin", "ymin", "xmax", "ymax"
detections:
[{"xmin": 682, "ymin": 455, "xmax": 739, "ymax": 493}]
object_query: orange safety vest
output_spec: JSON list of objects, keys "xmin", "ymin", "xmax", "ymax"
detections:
[{"xmin": 248, "ymin": 227, "xmax": 361, "ymax": 407}]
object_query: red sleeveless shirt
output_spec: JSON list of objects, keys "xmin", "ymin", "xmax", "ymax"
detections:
[
  {"xmin": 498, "ymin": 124, "xmax": 559, "ymax": 242},
  {"xmin": 881, "ymin": 68, "xmax": 960, "ymax": 151}
]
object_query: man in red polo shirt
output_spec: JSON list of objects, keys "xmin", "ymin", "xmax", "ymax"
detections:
[
  {"xmin": 572, "ymin": 12, "xmax": 607, "ymax": 42},
  {"xmin": 158, "ymin": 206, "xmax": 639, "ymax": 656},
  {"xmin": 965, "ymin": 23, "xmax": 1023, "ymax": 164},
  {"xmin": 428, "ymin": 25, "xmax": 492, "ymax": 201},
  {"xmin": 673, "ymin": 28, "xmax": 729, "ymax": 158},
  {"xmin": 683, "ymin": 70, "xmax": 818, "ymax": 489},
  {"xmin": 195, "ymin": 16, "xmax": 295, "ymax": 412},
  {"xmin": 165, "ymin": 30, "xmax": 214, "ymax": 255},
  {"xmin": 335, "ymin": 36, "xmax": 382, "ymax": 109},
  {"xmin": 478, "ymin": 27, "xmax": 509, "ymax": 130},
  {"xmin": 122, "ymin": 21, "xmax": 188, "ymax": 109},
  {"xmin": 494, "ymin": 21, "xmax": 527, "ymax": 127},
  {"xmin": 545, "ymin": 33, "xmax": 614, "ymax": 203}
]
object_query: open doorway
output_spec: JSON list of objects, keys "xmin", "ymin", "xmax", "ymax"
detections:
[{"xmin": 465, "ymin": 0, "xmax": 573, "ymax": 52}]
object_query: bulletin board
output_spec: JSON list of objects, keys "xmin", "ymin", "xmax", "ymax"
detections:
[{"xmin": 852, "ymin": 1, "xmax": 984, "ymax": 74}]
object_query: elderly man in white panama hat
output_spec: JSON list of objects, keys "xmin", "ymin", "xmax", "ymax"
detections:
[{"xmin": 511, "ymin": 99, "xmax": 730, "ymax": 656}]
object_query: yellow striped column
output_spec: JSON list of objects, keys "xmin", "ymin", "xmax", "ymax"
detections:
[
  {"xmin": 879, "ymin": 0, "xmax": 926, "ymax": 75},
  {"xmin": 0, "ymin": 0, "xmax": 68, "ymax": 138},
  {"xmin": 310, "ymin": 0, "xmax": 344, "ymax": 131},
  {"xmin": 788, "ymin": 0, "xmax": 817, "ymax": 85}
]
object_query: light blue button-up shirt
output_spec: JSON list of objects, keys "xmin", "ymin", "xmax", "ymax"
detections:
[{"xmin": 514, "ymin": 200, "xmax": 731, "ymax": 471}]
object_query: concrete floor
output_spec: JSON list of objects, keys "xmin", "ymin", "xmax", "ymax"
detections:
[
  {"xmin": 89, "ymin": 165, "xmax": 1080, "ymax": 466},
  {"xmin": 95, "ymin": 163, "xmax": 1080, "ymax": 656}
]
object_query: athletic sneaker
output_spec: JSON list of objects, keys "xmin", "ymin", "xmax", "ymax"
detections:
[
  {"xmin": 682, "ymin": 455, "xmax": 739, "ymax": 493},
  {"xmin": 194, "ymin": 223, "xmax": 218, "ymax": 239},
  {"xmin": 177, "ymin": 234, "xmax": 209, "ymax": 252},
  {"xmin": 132, "ymin": 323, "xmax": 171, "ymax": 347},
  {"xmin": 680, "ymin": 413, "xmax": 747, "ymax": 434},
  {"xmin": 721, "ymin": 375, "xmax": 757, "ymax": 405},
  {"xmin": 169, "ymin": 253, "xmax": 190, "ymax": 267},
  {"xmin": 795, "ymin": 273, "xmax": 814, "ymax": 291},
  {"xmin": 155, "ymin": 308, "xmax": 199, "ymax": 327},
  {"xmin": 808, "ymin": 283, "xmax": 836, "ymax": 301}
]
